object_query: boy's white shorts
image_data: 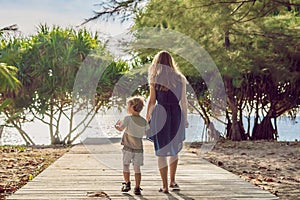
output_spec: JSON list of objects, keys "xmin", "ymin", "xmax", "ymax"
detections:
[{"xmin": 122, "ymin": 149, "xmax": 144, "ymax": 166}]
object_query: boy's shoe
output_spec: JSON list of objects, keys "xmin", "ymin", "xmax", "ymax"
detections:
[
  {"xmin": 134, "ymin": 187, "xmax": 142, "ymax": 195},
  {"xmin": 121, "ymin": 182, "xmax": 131, "ymax": 192}
]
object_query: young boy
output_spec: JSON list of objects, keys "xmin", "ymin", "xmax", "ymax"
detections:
[{"xmin": 115, "ymin": 96, "xmax": 149, "ymax": 195}]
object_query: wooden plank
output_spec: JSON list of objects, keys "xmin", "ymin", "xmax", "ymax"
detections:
[{"xmin": 7, "ymin": 139, "xmax": 278, "ymax": 200}]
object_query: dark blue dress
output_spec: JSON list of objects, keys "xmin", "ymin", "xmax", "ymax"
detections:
[{"xmin": 147, "ymin": 80, "xmax": 186, "ymax": 156}]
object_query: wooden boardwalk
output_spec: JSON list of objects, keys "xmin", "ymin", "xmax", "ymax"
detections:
[{"xmin": 8, "ymin": 138, "xmax": 278, "ymax": 200}]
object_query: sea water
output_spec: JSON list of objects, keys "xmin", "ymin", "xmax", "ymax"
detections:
[{"xmin": 1, "ymin": 113, "xmax": 299, "ymax": 145}]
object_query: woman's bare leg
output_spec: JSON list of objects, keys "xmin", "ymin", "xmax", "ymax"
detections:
[
  {"xmin": 169, "ymin": 155, "xmax": 178, "ymax": 186},
  {"xmin": 158, "ymin": 156, "xmax": 168, "ymax": 192}
]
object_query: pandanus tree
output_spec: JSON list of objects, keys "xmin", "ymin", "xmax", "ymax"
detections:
[
  {"xmin": 21, "ymin": 25, "xmax": 128, "ymax": 145},
  {"xmin": 23, "ymin": 25, "xmax": 100, "ymax": 144},
  {"xmin": 0, "ymin": 35, "xmax": 35, "ymax": 145},
  {"xmin": 1, "ymin": 25, "xmax": 129, "ymax": 145},
  {"xmin": 0, "ymin": 24, "xmax": 34, "ymax": 145}
]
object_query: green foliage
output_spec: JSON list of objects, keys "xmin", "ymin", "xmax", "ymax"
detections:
[
  {"xmin": 131, "ymin": 0, "xmax": 300, "ymax": 140},
  {"xmin": 0, "ymin": 63, "xmax": 21, "ymax": 113},
  {"xmin": 20, "ymin": 25, "xmax": 97, "ymax": 113},
  {"xmin": 0, "ymin": 63, "xmax": 20, "ymax": 91},
  {"xmin": 0, "ymin": 24, "xmax": 130, "ymax": 144},
  {"xmin": 0, "ymin": 99, "xmax": 12, "ymax": 112}
]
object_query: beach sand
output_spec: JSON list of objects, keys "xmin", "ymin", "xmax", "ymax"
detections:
[
  {"xmin": 0, "ymin": 146, "xmax": 69, "ymax": 200},
  {"xmin": 188, "ymin": 140, "xmax": 300, "ymax": 200}
]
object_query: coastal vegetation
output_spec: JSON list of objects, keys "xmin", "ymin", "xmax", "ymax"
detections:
[
  {"xmin": 0, "ymin": 25, "xmax": 129, "ymax": 145},
  {"xmin": 1, "ymin": 1, "xmax": 300, "ymax": 145},
  {"xmin": 0, "ymin": 2, "xmax": 299, "ymax": 199},
  {"xmin": 87, "ymin": 0, "xmax": 300, "ymax": 141}
]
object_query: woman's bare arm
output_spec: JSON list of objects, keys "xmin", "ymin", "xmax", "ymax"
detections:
[
  {"xmin": 180, "ymin": 76, "xmax": 189, "ymax": 128},
  {"xmin": 146, "ymin": 84, "xmax": 156, "ymax": 122}
]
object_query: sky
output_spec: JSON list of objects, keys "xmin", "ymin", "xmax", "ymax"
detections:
[{"xmin": 0, "ymin": 0, "xmax": 131, "ymax": 37}]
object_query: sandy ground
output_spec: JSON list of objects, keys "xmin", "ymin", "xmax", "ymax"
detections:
[
  {"xmin": 188, "ymin": 140, "xmax": 300, "ymax": 200},
  {"xmin": 0, "ymin": 146, "xmax": 69, "ymax": 200},
  {"xmin": 1, "ymin": 141, "xmax": 299, "ymax": 200}
]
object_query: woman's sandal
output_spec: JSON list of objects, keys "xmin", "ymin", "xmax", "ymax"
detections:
[
  {"xmin": 158, "ymin": 188, "xmax": 169, "ymax": 193},
  {"xmin": 170, "ymin": 183, "xmax": 180, "ymax": 191}
]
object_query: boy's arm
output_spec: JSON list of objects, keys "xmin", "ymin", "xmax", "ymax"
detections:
[{"xmin": 115, "ymin": 119, "xmax": 125, "ymax": 131}]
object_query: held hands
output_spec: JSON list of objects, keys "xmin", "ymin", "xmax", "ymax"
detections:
[{"xmin": 146, "ymin": 115, "xmax": 151, "ymax": 123}]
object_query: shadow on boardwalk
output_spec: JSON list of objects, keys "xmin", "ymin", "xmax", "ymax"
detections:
[{"xmin": 8, "ymin": 138, "xmax": 278, "ymax": 200}]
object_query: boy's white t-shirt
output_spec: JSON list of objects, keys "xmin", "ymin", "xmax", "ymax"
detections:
[{"xmin": 120, "ymin": 115, "xmax": 149, "ymax": 150}]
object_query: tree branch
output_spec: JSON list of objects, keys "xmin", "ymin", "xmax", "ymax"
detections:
[
  {"xmin": 0, "ymin": 24, "xmax": 18, "ymax": 32},
  {"xmin": 185, "ymin": 0, "xmax": 256, "ymax": 10},
  {"xmin": 272, "ymin": 0, "xmax": 300, "ymax": 7},
  {"xmin": 80, "ymin": 0, "xmax": 142, "ymax": 25}
]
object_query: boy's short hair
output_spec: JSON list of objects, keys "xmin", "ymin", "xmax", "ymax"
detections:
[{"xmin": 127, "ymin": 96, "xmax": 145, "ymax": 113}]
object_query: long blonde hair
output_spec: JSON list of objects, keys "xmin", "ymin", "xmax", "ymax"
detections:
[{"xmin": 148, "ymin": 51, "xmax": 183, "ymax": 91}]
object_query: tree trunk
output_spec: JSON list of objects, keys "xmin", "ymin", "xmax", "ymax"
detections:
[
  {"xmin": 13, "ymin": 123, "xmax": 35, "ymax": 145},
  {"xmin": 49, "ymin": 99, "xmax": 60, "ymax": 145},
  {"xmin": 224, "ymin": 76, "xmax": 246, "ymax": 141},
  {"xmin": 224, "ymin": 30, "xmax": 230, "ymax": 48},
  {"xmin": 252, "ymin": 116, "xmax": 275, "ymax": 140},
  {"xmin": 65, "ymin": 105, "xmax": 74, "ymax": 145},
  {"xmin": 273, "ymin": 118, "xmax": 279, "ymax": 140},
  {"xmin": 252, "ymin": 106, "xmax": 276, "ymax": 140},
  {"xmin": 0, "ymin": 125, "xmax": 3, "ymax": 140},
  {"xmin": 207, "ymin": 122, "xmax": 221, "ymax": 141}
]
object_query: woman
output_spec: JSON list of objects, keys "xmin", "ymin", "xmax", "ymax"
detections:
[{"xmin": 146, "ymin": 50, "xmax": 188, "ymax": 193}]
